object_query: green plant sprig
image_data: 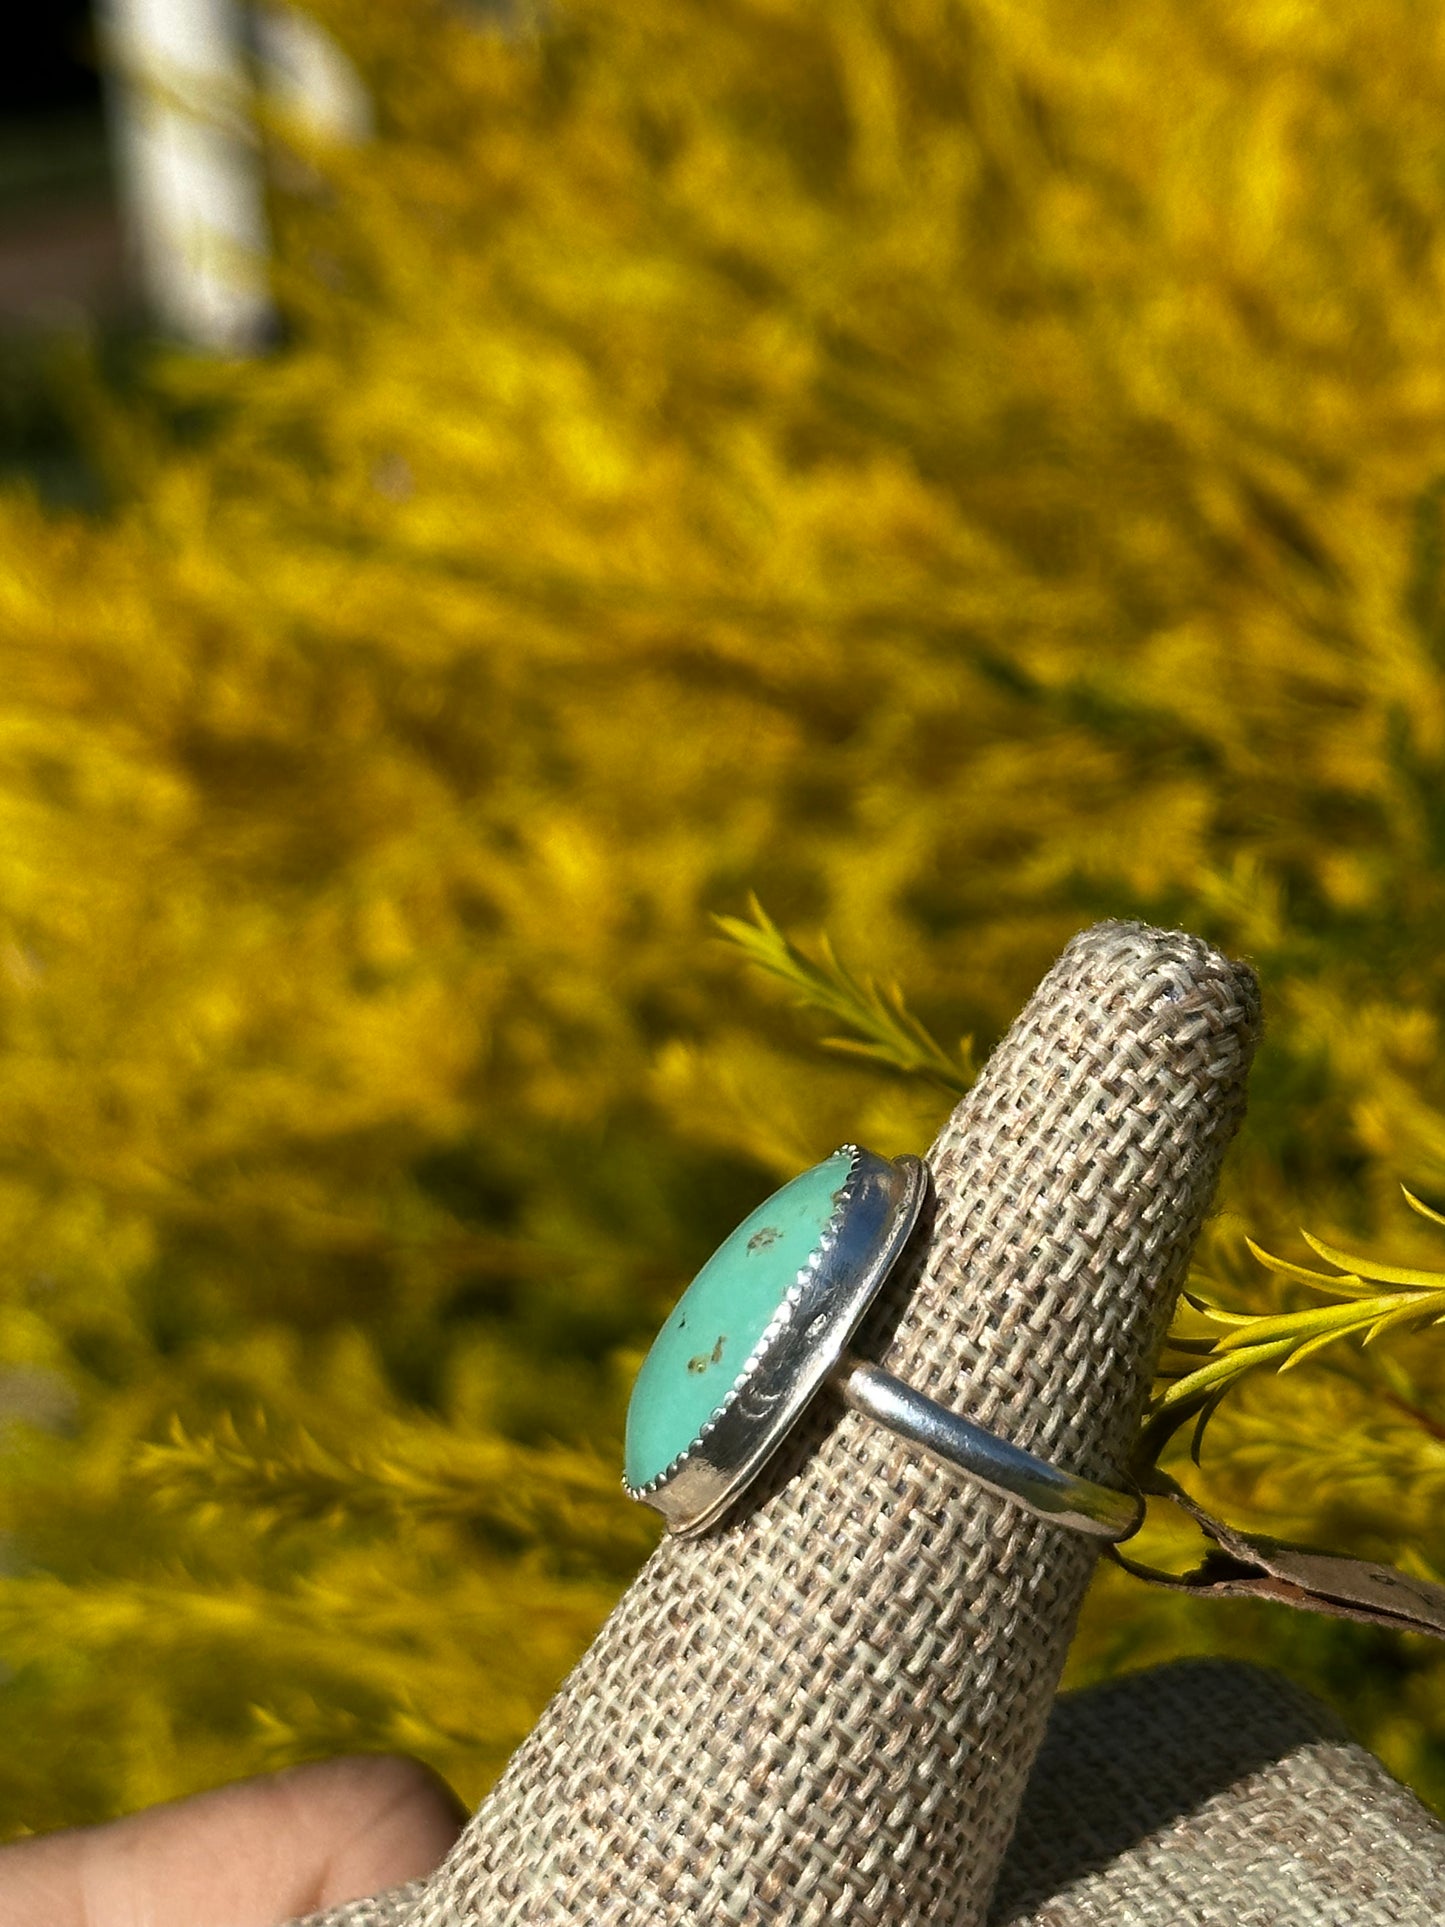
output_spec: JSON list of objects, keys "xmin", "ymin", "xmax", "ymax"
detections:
[
  {"xmin": 1137, "ymin": 1189, "xmax": 1445, "ymax": 1468},
  {"xmin": 131, "ymin": 1411, "xmax": 658, "ymax": 1570},
  {"xmin": 713, "ymin": 895, "xmax": 977, "ymax": 1097}
]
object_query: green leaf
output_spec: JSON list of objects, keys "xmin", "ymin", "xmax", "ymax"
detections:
[
  {"xmin": 1361, "ymin": 1298, "xmax": 1445, "ymax": 1347},
  {"xmin": 1299, "ymin": 1230, "xmax": 1445, "ymax": 1290},
  {"xmin": 1277, "ymin": 1323, "xmax": 1366, "ymax": 1372},
  {"xmin": 1190, "ymin": 1386, "xmax": 1231, "ymax": 1466},
  {"xmin": 1244, "ymin": 1238, "xmax": 1378, "ymax": 1298},
  {"xmin": 1402, "ymin": 1185, "xmax": 1445, "ymax": 1229},
  {"xmin": 1151, "ymin": 1333, "xmax": 1297, "ymax": 1412},
  {"xmin": 1208, "ymin": 1294, "xmax": 1410, "ymax": 1353}
]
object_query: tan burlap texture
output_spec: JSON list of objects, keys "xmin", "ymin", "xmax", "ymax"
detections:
[
  {"xmin": 292, "ymin": 1657, "xmax": 1445, "ymax": 1927},
  {"xmin": 991, "ymin": 1657, "xmax": 1445, "ymax": 1925},
  {"xmin": 289, "ymin": 918, "xmax": 1285, "ymax": 1927}
]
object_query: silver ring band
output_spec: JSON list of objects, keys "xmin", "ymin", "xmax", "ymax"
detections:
[{"xmin": 836, "ymin": 1357, "xmax": 1143, "ymax": 1541}]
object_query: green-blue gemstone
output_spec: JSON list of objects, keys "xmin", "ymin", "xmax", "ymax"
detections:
[{"xmin": 624, "ymin": 1148, "xmax": 854, "ymax": 1492}]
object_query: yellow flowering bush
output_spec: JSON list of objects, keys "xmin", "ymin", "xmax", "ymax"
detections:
[{"xmin": 1, "ymin": 0, "xmax": 1445, "ymax": 1830}]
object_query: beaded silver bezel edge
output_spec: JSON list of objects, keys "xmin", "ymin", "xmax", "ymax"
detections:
[{"xmin": 620, "ymin": 1143, "xmax": 866, "ymax": 1508}]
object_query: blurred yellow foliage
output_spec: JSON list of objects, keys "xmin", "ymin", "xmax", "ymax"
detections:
[{"xmin": 1, "ymin": 0, "xmax": 1445, "ymax": 1831}]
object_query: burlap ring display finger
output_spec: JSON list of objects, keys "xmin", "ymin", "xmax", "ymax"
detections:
[{"xmin": 290, "ymin": 919, "xmax": 1261, "ymax": 1927}]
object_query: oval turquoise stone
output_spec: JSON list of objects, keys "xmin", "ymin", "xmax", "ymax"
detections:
[{"xmin": 624, "ymin": 1148, "xmax": 854, "ymax": 1491}]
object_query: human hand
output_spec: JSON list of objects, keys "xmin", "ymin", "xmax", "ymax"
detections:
[{"xmin": 0, "ymin": 1752, "xmax": 464, "ymax": 1927}]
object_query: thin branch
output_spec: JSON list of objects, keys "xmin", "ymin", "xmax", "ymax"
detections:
[{"xmin": 713, "ymin": 895, "xmax": 976, "ymax": 1096}]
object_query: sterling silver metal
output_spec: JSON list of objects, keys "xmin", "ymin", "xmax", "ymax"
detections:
[
  {"xmin": 642, "ymin": 1146, "xmax": 1143, "ymax": 1543},
  {"xmin": 836, "ymin": 1357, "xmax": 1143, "ymax": 1540}
]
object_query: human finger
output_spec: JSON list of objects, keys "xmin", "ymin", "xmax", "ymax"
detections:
[{"xmin": 0, "ymin": 1751, "xmax": 466, "ymax": 1927}]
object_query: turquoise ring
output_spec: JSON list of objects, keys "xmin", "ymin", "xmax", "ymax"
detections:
[{"xmin": 623, "ymin": 1145, "xmax": 1143, "ymax": 1542}]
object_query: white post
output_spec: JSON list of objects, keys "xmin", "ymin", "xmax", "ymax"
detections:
[
  {"xmin": 98, "ymin": 0, "xmax": 275, "ymax": 352},
  {"xmin": 97, "ymin": 2, "xmax": 553, "ymax": 352}
]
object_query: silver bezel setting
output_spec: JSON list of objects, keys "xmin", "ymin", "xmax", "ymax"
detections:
[{"xmin": 625, "ymin": 1145, "xmax": 929, "ymax": 1537}]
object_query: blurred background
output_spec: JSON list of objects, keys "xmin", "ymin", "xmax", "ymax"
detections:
[
  {"xmin": 1, "ymin": 5, "xmax": 117, "ymax": 330},
  {"xmin": 2, "ymin": 0, "xmax": 1445, "ymax": 1847},
  {"xmin": 1, "ymin": 0, "xmax": 118, "ymax": 498},
  {"xmin": 2, "ymin": 0, "xmax": 375, "ymax": 492}
]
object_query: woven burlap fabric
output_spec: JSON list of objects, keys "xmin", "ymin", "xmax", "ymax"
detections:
[
  {"xmin": 285, "ymin": 1659, "xmax": 1445, "ymax": 1926},
  {"xmin": 288, "ymin": 919, "xmax": 1260, "ymax": 1927},
  {"xmin": 990, "ymin": 1658, "xmax": 1445, "ymax": 1925}
]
